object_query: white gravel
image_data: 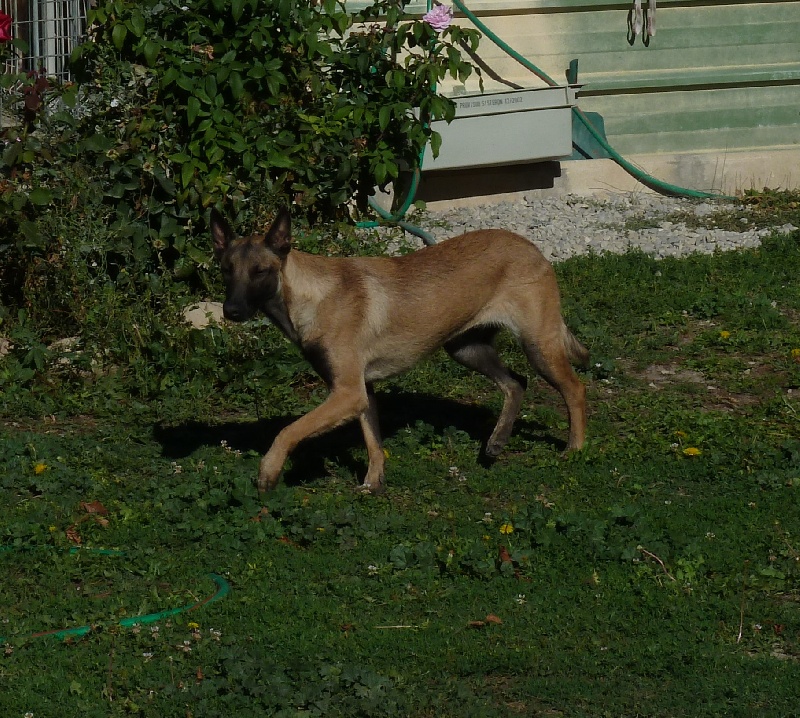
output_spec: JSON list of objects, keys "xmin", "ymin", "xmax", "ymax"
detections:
[{"xmin": 409, "ymin": 194, "xmax": 797, "ymax": 262}]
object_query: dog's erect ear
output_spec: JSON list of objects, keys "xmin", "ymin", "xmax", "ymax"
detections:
[
  {"xmin": 265, "ymin": 207, "xmax": 292, "ymax": 258},
  {"xmin": 210, "ymin": 208, "xmax": 234, "ymax": 259}
]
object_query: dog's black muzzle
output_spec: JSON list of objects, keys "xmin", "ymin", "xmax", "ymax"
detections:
[{"xmin": 222, "ymin": 300, "xmax": 253, "ymax": 323}]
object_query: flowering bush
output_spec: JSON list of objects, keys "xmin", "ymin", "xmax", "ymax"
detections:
[
  {"xmin": 63, "ymin": 0, "xmax": 479, "ymax": 219},
  {"xmin": 0, "ymin": 0, "xmax": 479, "ymax": 326}
]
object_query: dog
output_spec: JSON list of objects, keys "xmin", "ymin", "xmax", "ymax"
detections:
[{"xmin": 211, "ymin": 207, "xmax": 589, "ymax": 494}]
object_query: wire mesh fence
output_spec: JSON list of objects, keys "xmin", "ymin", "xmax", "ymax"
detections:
[{"xmin": 2, "ymin": 0, "xmax": 89, "ymax": 126}]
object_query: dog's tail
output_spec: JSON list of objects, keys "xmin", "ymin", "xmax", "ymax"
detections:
[{"xmin": 563, "ymin": 323, "xmax": 590, "ymax": 369}]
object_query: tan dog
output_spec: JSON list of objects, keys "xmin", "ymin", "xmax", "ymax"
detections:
[{"xmin": 211, "ymin": 208, "xmax": 589, "ymax": 493}]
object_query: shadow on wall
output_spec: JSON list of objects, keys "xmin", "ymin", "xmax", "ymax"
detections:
[{"xmin": 417, "ymin": 160, "xmax": 562, "ymax": 202}]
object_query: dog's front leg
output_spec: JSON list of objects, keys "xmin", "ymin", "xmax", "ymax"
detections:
[{"xmin": 258, "ymin": 385, "xmax": 370, "ymax": 492}]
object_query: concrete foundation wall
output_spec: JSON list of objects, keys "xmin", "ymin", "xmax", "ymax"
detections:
[{"xmin": 419, "ymin": 147, "xmax": 800, "ymax": 208}]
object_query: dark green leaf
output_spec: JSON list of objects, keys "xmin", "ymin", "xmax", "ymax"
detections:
[
  {"xmin": 187, "ymin": 97, "xmax": 201, "ymax": 125},
  {"xmin": 143, "ymin": 40, "xmax": 160, "ymax": 66},
  {"xmin": 112, "ymin": 24, "xmax": 128, "ymax": 51},
  {"xmin": 229, "ymin": 71, "xmax": 244, "ymax": 100},
  {"xmin": 127, "ymin": 10, "xmax": 146, "ymax": 38},
  {"xmin": 28, "ymin": 188, "xmax": 53, "ymax": 206},
  {"xmin": 378, "ymin": 105, "xmax": 391, "ymax": 131},
  {"xmin": 181, "ymin": 161, "xmax": 195, "ymax": 189}
]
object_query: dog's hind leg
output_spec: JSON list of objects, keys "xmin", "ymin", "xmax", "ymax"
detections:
[
  {"xmin": 521, "ymin": 333, "xmax": 586, "ymax": 451},
  {"xmin": 358, "ymin": 385, "xmax": 386, "ymax": 494},
  {"xmin": 445, "ymin": 329, "xmax": 528, "ymax": 458}
]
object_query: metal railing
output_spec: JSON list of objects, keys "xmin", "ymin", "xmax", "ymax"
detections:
[
  {"xmin": 2, "ymin": 0, "xmax": 89, "ymax": 126},
  {"xmin": 2, "ymin": 0, "xmax": 89, "ymax": 80}
]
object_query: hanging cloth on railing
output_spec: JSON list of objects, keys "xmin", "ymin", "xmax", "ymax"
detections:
[{"xmin": 628, "ymin": 0, "xmax": 656, "ymax": 46}]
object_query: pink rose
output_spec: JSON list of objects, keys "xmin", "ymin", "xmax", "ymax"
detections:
[
  {"xmin": 422, "ymin": 4, "xmax": 453, "ymax": 32},
  {"xmin": 0, "ymin": 12, "xmax": 11, "ymax": 42},
  {"xmin": 0, "ymin": 12, "xmax": 12, "ymax": 43}
]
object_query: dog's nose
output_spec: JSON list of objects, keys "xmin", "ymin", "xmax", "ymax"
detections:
[{"xmin": 223, "ymin": 302, "xmax": 246, "ymax": 322}]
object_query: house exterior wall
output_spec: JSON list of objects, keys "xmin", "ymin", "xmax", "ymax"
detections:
[
  {"xmin": 350, "ymin": 0, "xmax": 800, "ymax": 194},
  {"xmin": 428, "ymin": 0, "xmax": 800, "ymax": 160}
]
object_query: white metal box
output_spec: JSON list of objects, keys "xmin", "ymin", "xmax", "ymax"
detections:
[{"xmin": 421, "ymin": 86, "xmax": 578, "ymax": 171}]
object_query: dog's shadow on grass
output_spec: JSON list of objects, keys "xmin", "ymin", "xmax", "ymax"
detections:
[{"xmin": 153, "ymin": 389, "xmax": 561, "ymax": 486}]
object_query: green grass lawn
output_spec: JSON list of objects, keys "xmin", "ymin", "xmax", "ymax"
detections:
[{"xmin": 1, "ymin": 230, "xmax": 799, "ymax": 717}]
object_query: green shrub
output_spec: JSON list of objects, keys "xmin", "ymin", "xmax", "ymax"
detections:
[{"xmin": 0, "ymin": 0, "xmax": 479, "ymax": 321}]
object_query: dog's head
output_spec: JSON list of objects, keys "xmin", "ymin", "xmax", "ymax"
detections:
[{"xmin": 211, "ymin": 207, "xmax": 292, "ymax": 322}]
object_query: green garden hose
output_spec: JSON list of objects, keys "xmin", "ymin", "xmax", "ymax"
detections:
[
  {"xmin": 358, "ymin": 0, "xmax": 438, "ymax": 244},
  {"xmin": 361, "ymin": 165, "xmax": 438, "ymax": 245},
  {"xmin": 0, "ymin": 546, "xmax": 230, "ymax": 642}
]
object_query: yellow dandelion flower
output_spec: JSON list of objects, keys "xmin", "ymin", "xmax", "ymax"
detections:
[
  {"xmin": 482, "ymin": 534, "xmax": 491, "ymax": 542},
  {"xmin": 499, "ymin": 522, "xmax": 514, "ymax": 535},
  {"xmin": 33, "ymin": 462, "xmax": 47, "ymax": 474},
  {"xmin": 187, "ymin": 622, "xmax": 200, "ymax": 629},
  {"xmin": 675, "ymin": 430, "xmax": 687, "ymax": 438},
  {"xmin": 719, "ymin": 331, "xmax": 731, "ymax": 340},
  {"xmin": 383, "ymin": 448, "xmax": 390, "ymax": 458},
  {"xmin": 791, "ymin": 348, "xmax": 800, "ymax": 362},
  {"xmin": 49, "ymin": 525, "xmax": 57, "ymax": 532},
  {"xmin": 683, "ymin": 447, "xmax": 702, "ymax": 457}
]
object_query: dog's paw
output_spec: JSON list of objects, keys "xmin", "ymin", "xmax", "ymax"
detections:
[
  {"xmin": 356, "ymin": 479, "xmax": 386, "ymax": 496},
  {"xmin": 256, "ymin": 477, "xmax": 276, "ymax": 493},
  {"xmin": 258, "ymin": 453, "xmax": 284, "ymax": 492},
  {"xmin": 484, "ymin": 441, "xmax": 505, "ymax": 458}
]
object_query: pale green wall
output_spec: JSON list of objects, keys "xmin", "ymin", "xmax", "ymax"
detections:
[{"xmin": 350, "ymin": 0, "xmax": 800, "ymax": 157}]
